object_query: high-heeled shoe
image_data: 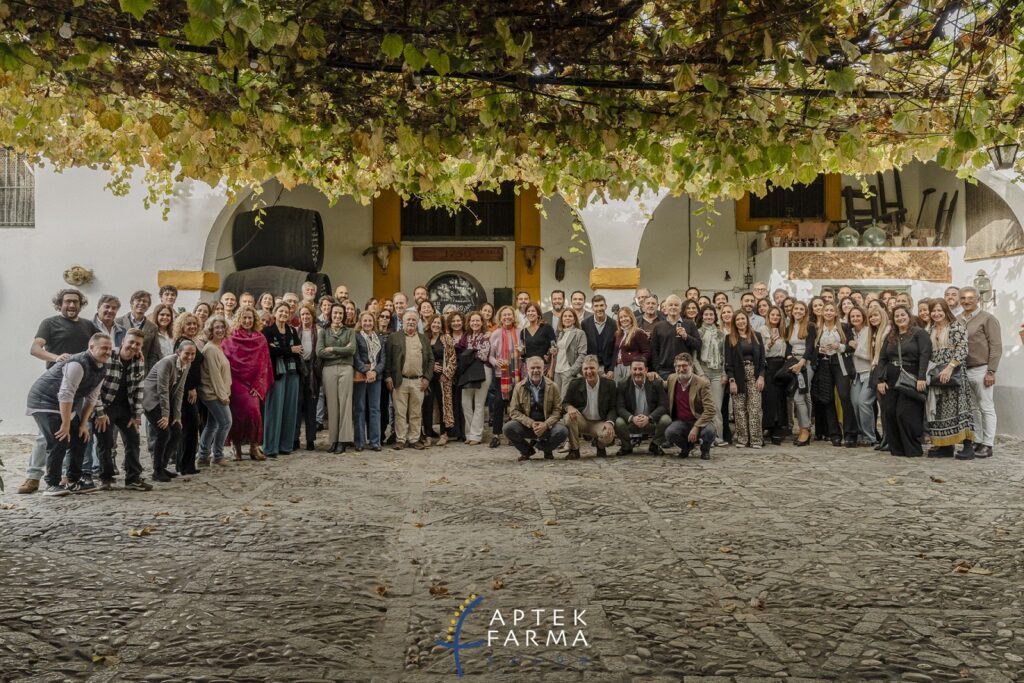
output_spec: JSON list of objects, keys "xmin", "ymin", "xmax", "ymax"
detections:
[
  {"xmin": 489, "ymin": 436, "xmax": 500, "ymax": 448},
  {"xmin": 794, "ymin": 428, "xmax": 811, "ymax": 447},
  {"xmin": 436, "ymin": 434, "xmax": 448, "ymax": 447},
  {"xmin": 338, "ymin": 443, "xmax": 348, "ymax": 454},
  {"xmin": 328, "ymin": 442, "xmax": 340, "ymax": 453}
]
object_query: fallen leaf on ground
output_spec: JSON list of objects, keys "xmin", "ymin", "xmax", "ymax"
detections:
[
  {"xmin": 687, "ymin": 500, "xmax": 699, "ymax": 509},
  {"xmin": 219, "ymin": 516, "xmax": 231, "ymax": 524},
  {"xmin": 375, "ymin": 584, "xmax": 389, "ymax": 596},
  {"xmin": 0, "ymin": 503, "xmax": 19, "ymax": 510},
  {"xmin": 886, "ymin": 477, "xmax": 898, "ymax": 485},
  {"xmin": 531, "ymin": 530, "xmax": 546, "ymax": 538},
  {"xmin": 722, "ymin": 603, "xmax": 736, "ymax": 612},
  {"xmin": 493, "ymin": 578, "xmax": 505, "ymax": 590},
  {"xmin": 951, "ymin": 560, "xmax": 992, "ymax": 575},
  {"xmin": 544, "ymin": 519, "xmax": 559, "ymax": 526},
  {"xmin": 127, "ymin": 526, "xmax": 153, "ymax": 537},
  {"xmin": 929, "ymin": 475, "xmax": 946, "ymax": 483},
  {"xmin": 429, "ymin": 585, "xmax": 449, "ymax": 596},
  {"xmin": 479, "ymin": 544, "xmax": 491, "ymax": 553},
  {"xmin": 258, "ymin": 512, "xmax": 268, "ymax": 520},
  {"xmin": 429, "ymin": 476, "xmax": 450, "ymax": 484},
  {"xmin": 288, "ymin": 497, "xmax": 302, "ymax": 504},
  {"xmin": 91, "ymin": 654, "xmax": 119, "ymax": 665},
  {"xmin": 241, "ymin": 506, "xmax": 252, "ymax": 515},
  {"xmin": 413, "ymin": 522, "xmax": 424, "ymax": 528},
  {"xmin": 152, "ymin": 511, "xmax": 169, "ymax": 517},
  {"xmin": 718, "ymin": 546, "xmax": 733, "ymax": 554}
]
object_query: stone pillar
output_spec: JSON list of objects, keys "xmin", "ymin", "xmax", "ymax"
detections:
[{"xmin": 575, "ymin": 189, "xmax": 668, "ymax": 309}]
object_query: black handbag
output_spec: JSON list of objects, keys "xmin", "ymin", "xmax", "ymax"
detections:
[
  {"xmin": 927, "ymin": 363, "xmax": 964, "ymax": 388},
  {"xmin": 894, "ymin": 335, "xmax": 926, "ymax": 402}
]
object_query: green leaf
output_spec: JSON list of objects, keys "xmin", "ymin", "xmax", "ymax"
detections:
[
  {"xmin": 98, "ymin": 109, "xmax": 123, "ymax": 131},
  {"xmin": 424, "ymin": 48, "xmax": 451, "ymax": 76},
  {"xmin": 119, "ymin": 0, "xmax": 155, "ymax": 20},
  {"xmin": 954, "ymin": 129, "xmax": 978, "ymax": 151},
  {"xmin": 148, "ymin": 114, "xmax": 173, "ymax": 139},
  {"xmin": 403, "ymin": 43, "xmax": 427, "ymax": 71},
  {"xmin": 229, "ymin": 4, "xmax": 262, "ymax": 34},
  {"xmin": 187, "ymin": 0, "xmax": 222, "ymax": 19},
  {"xmin": 381, "ymin": 34, "xmax": 404, "ymax": 59},
  {"xmin": 701, "ymin": 74, "xmax": 719, "ymax": 95},
  {"xmin": 183, "ymin": 16, "xmax": 225, "ymax": 46},
  {"xmin": 825, "ymin": 67, "xmax": 857, "ymax": 93}
]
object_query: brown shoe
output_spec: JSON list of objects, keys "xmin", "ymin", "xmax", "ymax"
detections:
[
  {"xmin": 566, "ymin": 449, "xmax": 581, "ymax": 460},
  {"xmin": 250, "ymin": 446, "xmax": 266, "ymax": 461},
  {"xmin": 59, "ymin": 476, "xmax": 69, "ymax": 487},
  {"xmin": 436, "ymin": 434, "xmax": 448, "ymax": 447},
  {"xmin": 595, "ymin": 447, "xmax": 608, "ymax": 458},
  {"xmin": 412, "ymin": 440, "xmax": 426, "ymax": 450},
  {"xmin": 392, "ymin": 442, "xmax": 405, "ymax": 450},
  {"xmin": 17, "ymin": 478, "xmax": 40, "ymax": 494}
]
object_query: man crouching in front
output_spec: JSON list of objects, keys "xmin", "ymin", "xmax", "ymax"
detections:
[{"xmin": 503, "ymin": 356, "xmax": 568, "ymax": 461}]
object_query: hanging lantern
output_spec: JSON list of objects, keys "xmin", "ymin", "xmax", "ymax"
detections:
[{"xmin": 986, "ymin": 143, "xmax": 1020, "ymax": 170}]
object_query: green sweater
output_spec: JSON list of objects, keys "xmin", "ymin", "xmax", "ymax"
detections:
[{"xmin": 316, "ymin": 326, "xmax": 356, "ymax": 366}]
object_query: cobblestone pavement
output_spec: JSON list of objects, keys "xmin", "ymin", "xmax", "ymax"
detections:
[{"xmin": 2, "ymin": 432, "xmax": 1023, "ymax": 683}]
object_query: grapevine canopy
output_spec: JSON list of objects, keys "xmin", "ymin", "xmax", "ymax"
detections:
[{"xmin": 0, "ymin": 0, "xmax": 1021, "ymax": 209}]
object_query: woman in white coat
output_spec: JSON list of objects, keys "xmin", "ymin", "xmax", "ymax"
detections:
[{"xmin": 550, "ymin": 309, "xmax": 588, "ymax": 393}]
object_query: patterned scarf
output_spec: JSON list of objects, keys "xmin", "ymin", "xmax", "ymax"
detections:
[
  {"xmin": 699, "ymin": 324, "xmax": 723, "ymax": 370},
  {"xmin": 499, "ymin": 327, "xmax": 520, "ymax": 400}
]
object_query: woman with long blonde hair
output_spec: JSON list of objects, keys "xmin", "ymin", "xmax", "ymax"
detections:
[
  {"xmin": 487, "ymin": 305, "xmax": 520, "ymax": 448},
  {"xmin": 611, "ymin": 307, "xmax": 651, "ymax": 382}
]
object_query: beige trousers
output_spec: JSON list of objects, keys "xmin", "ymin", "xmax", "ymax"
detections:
[
  {"xmin": 394, "ymin": 380, "xmax": 425, "ymax": 444},
  {"xmin": 323, "ymin": 364, "xmax": 354, "ymax": 444},
  {"xmin": 564, "ymin": 413, "xmax": 615, "ymax": 449}
]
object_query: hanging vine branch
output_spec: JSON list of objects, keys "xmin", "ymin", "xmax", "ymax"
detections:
[{"xmin": 0, "ymin": 0, "xmax": 1021, "ymax": 212}]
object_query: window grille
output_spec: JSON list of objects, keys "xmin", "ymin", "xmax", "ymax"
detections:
[{"xmin": 0, "ymin": 148, "xmax": 35, "ymax": 227}]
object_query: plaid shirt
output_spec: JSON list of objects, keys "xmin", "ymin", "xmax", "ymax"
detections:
[{"xmin": 94, "ymin": 349, "xmax": 145, "ymax": 420}]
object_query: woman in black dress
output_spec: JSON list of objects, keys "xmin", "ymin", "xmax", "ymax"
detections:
[
  {"xmin": 519, "ymin": 302, "xmax": 556, "ymax": 366},
  {"xmin": 875, "ymin": 305, "xmax": 932, "ymax": 457}
]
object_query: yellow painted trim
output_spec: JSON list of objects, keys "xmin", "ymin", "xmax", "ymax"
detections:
[
  {"xmin": 735, "ymin": 173, "xmax": 842, "ymax": 231},
  {"xmin": 590, "ymin": 267, "xmax": 641, "ymax": 290},
  {"xmin": 514, "ymin": 186, "xmax": 541, "ymax": 301},
  {"xmin": 372, "ymin": 190, "xmax": 402, "ymax": 300},
  {"xmin": 157, "ymin": 270, "xmax": 220, "ymax": 292}
]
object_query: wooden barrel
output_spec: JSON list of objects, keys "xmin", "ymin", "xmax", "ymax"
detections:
[
  {"xmin": 232, "ymin": 206, "xmax": 325, "ymax": 272},
  {"xmin": 222, "ymin": 266, "xmax": 332, "ymax": 301}
]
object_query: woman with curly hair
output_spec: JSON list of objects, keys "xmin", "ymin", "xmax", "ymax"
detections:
[
  {"xmin": 925, "ymin": 299, "xmax": 975, "ymax": 457},
  {"xmin": 221, "ymin": 306, "xmax": 273, "ymax": 461}
]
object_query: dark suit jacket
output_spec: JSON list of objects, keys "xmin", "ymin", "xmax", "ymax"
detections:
[
  {"xmin": 616, "ymin": 378, "xmax": 668, "ymax": 422},
  {"xmin": 115, "ymin": 314, "xmax": 161, "ymax": 372},
  {"xmin": 354, "ymin": 332, "xmax": 387, "ymax": 376},
  {"xmin": 582, "ymin": 316, "xmax": 616, "ymax": 370},
  {"xmin": 561, "ymin": 376, "xmax": 617, "ymax": 422},
  {"xmin": 384, "ymin": 331, "xmax": 433, "ymax": 388}
]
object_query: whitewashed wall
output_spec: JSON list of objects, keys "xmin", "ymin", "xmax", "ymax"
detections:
[{"xmin": 2, "ymin": 165, "xmax": 227, "ymax": 434}]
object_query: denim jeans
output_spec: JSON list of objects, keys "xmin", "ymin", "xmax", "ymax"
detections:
[
  {"xmin": 96, "ymin": 406, "xmax": 143, "ymax": 483},
  {"xmin": 851, "ymin": 371, "xmax": 877, "ymax": 444},
  {"xmin": 146, "ymin": 408, "xmax": 182, "ymax": 474},
  {"xmin": 199, "ymin": 399, "xmax": 232, "ymax": 462},
  {"xmin": 34, "ymin": 412, "xmax": 89, "ymax": 487},
  {"xmin": 665, "ymin": 420, "xmax": 716, "ymax": 456},
  {"xmin": 353, "ymin": 380, "xmax": 382, "ymax": 448}
]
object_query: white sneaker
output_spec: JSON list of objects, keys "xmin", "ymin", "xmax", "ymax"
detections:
[
  {"xmin": 735, "ymin": 442, "xmax": 747, "ymax": 448},
  {"xmin": 751, "ymin": 444, "xmax": 763, "ymax": 449},
  {"xmin": 43, "ymin": 484, "xmax": 70, "ymax": 497}
]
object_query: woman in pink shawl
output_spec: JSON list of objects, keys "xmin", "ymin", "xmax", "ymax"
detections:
[
  {"xmin": 487, "ymin": 305, "xmax": 521, "ymax": 449},
  {"xmin": 222, "ymin": 305, "xmax": 274, "ymax": 461}
]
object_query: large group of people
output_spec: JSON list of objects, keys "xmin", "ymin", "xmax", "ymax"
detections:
[{"xmin": 16, "ymin": 276, "xmax": 1007, "ymax": 496}]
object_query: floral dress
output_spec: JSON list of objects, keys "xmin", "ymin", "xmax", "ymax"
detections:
[{"xmin": 927, "ymin": 321, "xmax": 975, "ymax": 446}]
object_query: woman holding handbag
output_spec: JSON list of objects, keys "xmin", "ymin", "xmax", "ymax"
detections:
[
  {"xmin": 808, "ymin": 302, "xmax": 857, "ymax": 447},
  {"xmin": 761, "ymin": 306, "xmax": 790, "ymax": 445},
  {"xmin": 925, "ymin": 300, "xmax": 975, "ymax": 457},
  {"xmin": 875, "ymin": 306, "xmax": 932, "ymax": 457},
  {"xmin": 353, "ymin": 311, "xmax": 386, "ymax": 452},
  {"xmin": 456, "ymin": 311, "xmax": 491, "ymax": 445}
]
